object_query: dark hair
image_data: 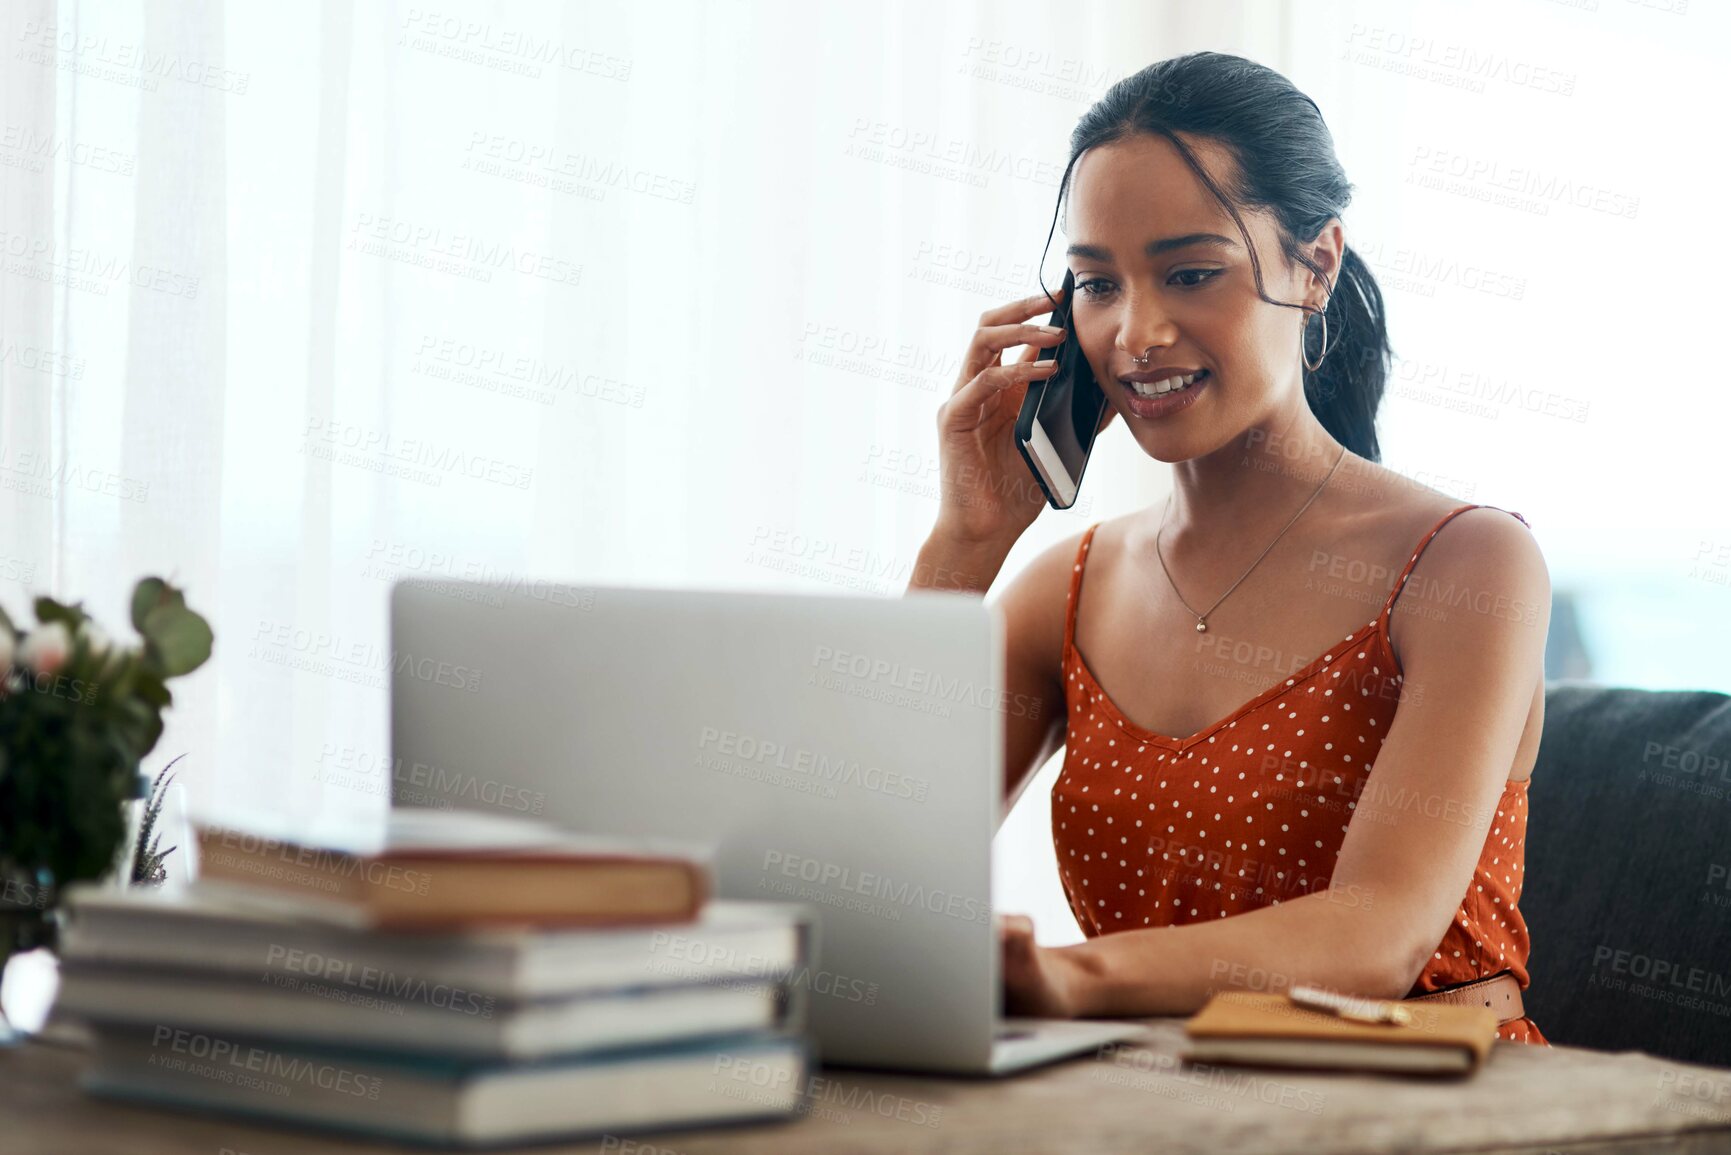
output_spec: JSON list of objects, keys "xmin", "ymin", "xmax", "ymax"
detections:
[{"xmin": 1040, "ymin": 51, "xmax": 1391, "ymax": 462}]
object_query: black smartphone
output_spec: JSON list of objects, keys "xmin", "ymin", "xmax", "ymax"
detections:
[{"xmin": 1014, "ymin": 269, "xmax": 1106, "ymax": 510}]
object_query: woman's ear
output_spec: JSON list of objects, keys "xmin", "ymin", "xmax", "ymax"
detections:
[{"xmin": 1309, "ymin": 219, "xmax": 1347, "ymax": 302}]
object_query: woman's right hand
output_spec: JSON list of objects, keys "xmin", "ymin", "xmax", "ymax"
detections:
[{"xmin": 931, "ymin": 287, "xmax": 1072, "ymax": 549}]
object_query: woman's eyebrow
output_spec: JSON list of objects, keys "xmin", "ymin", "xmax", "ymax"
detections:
[{"xmin": 1066, "ymin": 234, "xmax": 1239, "ymax": 262}]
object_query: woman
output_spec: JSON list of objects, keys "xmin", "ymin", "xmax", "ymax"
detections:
[{"xmin": 910, "ymin": 52, "xmax": 1550, "ymax": 1044}]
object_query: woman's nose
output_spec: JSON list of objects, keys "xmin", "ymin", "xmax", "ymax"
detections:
[
  {"xmin": 1107, "ymin": 283, "xmax": 1177, "ymax": 356},
  {"xmin": 1114, "ymin": 300, "xmax": 1179, "ymax": 361}
]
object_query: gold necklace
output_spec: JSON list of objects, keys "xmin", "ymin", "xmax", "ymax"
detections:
[{"xmin": 1155, "ymin": 443, "xmax": 1348, "ymax": 633}]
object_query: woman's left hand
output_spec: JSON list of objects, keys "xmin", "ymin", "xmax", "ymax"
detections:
[{"xmin": 999, "ymin": 913, "xmax": 1086, "ymax": 1018}]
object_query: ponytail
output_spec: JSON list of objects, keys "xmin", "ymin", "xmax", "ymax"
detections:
[{"xmin": 1304, "ymin": 246, "xmax": 1390, "ymax": 462}]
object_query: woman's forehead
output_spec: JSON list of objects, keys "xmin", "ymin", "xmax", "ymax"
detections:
[{"xmin": 1067, "ymin": 135, "xmax": 1246, "ymax": 254}]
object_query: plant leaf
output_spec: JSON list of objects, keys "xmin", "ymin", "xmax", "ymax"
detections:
[
  {"xmin": 133, "ymin": 670, "xmax": 172, "ymax": 709},
  {"xmin": 130, "ymin": 578, "xmax": 184, "ymax": 635},
  {"xmin": 33, "ymin": 596, "xmax": 87, "ymax": 630},
  {"xmin": 140, "ymin": 605, "xmax": 214, "ymax": 677}
]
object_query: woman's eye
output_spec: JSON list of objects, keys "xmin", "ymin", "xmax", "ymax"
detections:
[
  {"xmin": 1170, "ymin": 268, "xmax": 1222, "ymax": 288},
  {"xmin": 1074, "ymin": 270, "xmax": 1219, "ymax": 297}
]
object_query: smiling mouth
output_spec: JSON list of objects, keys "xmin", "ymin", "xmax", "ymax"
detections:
[{"xmin": 1122, "ymin": 368, "xmax": 1209, "ymax": 398}]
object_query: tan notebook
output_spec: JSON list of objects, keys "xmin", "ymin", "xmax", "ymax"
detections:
[
  {"xmin": 194, "ymin": 811, "xmax": 710, "ymax": 931},
  {"xmin": 1181, "ymin": 991, "xmax": 1499, "ymax": 1076}
]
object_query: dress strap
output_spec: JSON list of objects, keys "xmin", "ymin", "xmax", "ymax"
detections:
[
  {"xmin": 1063, "ymin": 523, "xmax": 1103, "ymax": 658},
  {"xmin": 1377, "ymin": 504, "xmax": 1532, "ymax": 630}
]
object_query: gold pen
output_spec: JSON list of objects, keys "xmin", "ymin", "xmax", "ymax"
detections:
[{"xmin": 1286, "ymin": 984, "xmax": 1414, "ymax": 1026}]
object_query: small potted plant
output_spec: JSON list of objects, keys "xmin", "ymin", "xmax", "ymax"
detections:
[
  {"xmin": 128, "ymin": 755, "xmax": 186, "ymax": 888},
  {"xmin": 0, "ymin": 578, "xmax": 212, "ymax": 1027}
]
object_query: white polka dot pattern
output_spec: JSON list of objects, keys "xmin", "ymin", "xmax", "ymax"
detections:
[{"xmin": 1050, "ymin": 505, "xmax": 1548, "ymax": 1046}]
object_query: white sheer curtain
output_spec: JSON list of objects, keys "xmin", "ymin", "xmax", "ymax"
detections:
[
  {"xmin": 10, "ymin": 1, "xmax": 1721, "ymax": 947},
  {"xmin": 1281, "ymin": 0, "xmax": 1731, "ymax": 690},
  {"xmin": 3, "ymin": 0, "xmax": 1290, "ymax": 939}
]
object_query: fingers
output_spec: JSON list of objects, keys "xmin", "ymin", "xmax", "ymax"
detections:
[
  {"xmin": 939, "ymin": 358, "xmax": 1060, "ymax": 432},
  {"xmin": 1009, "ymin": 330, "xmax": 1058, "ymax": 367},
  {"xmin": 957, "ymin": 283, "xmax": 1069, "ymax": 391},
  {"xmin": 977, "ymin": 286, "xmax": 1066, "ymax": 330},
  {"xmin": 957, "ymin": 322, "xmax": 1067, "ymax": 394}
]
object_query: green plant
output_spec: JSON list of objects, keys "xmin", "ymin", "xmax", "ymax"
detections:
[
  {"xmin": 129, "ymin": 756, "xmax": 185, "ymax": 887},
  {"xmin": 0, "ymin": 579, "xmax": 212, "ymax": 956}
]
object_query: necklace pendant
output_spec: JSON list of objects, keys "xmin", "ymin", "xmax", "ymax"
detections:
[{"xmin": 1196, "ymin": 619, "xmax": 1208, "ymax": 633}]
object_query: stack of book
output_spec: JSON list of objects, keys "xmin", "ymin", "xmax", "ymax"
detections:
[{"xmin": 53, "ymin": 809, "xmax": 816, "ymax": 1147}]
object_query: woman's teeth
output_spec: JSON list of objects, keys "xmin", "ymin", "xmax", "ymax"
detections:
[{"xmin": 1127, "ymin": 369, "xmax": 1208, "ymax": 397}]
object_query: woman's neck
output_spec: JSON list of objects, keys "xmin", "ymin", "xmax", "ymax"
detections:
[{"xmin": 1162, "ymin": 408, "xmax": 1348, "ymax": 541}]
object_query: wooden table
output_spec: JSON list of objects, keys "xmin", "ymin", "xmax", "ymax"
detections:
[{"xmin": 6, "ymin": 1020, "xmax": 1731, "ymax": 1154}]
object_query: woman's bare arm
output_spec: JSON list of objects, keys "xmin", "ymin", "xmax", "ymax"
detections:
[
  {"xmin": 990, "ymin": 533, "xmax": 1082, "ymax": 814},
  {"xmin": 905, "ymin": 529, "xmax": 1078, "ymax": 815}
]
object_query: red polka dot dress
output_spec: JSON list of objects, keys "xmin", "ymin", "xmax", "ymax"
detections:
[{"xmin": 1051, "ymin": 504, "xmax": 1548, "ymax": 1045}]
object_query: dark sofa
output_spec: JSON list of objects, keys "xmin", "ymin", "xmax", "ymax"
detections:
[{"xmin": 1521, "ymin": 682, "xmax": 1731, "ymax": 1067}]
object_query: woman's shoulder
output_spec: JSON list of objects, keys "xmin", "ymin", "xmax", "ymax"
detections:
[
  {"xmin": 1331, "ymin": 458, "xmax": 1524, "ymax": 557},
  {"xmin": 993, "ymin": 523, "xmax": 1105, "ymax": 676},
  {"xmin": 1338, "ymin": 470, "xmax": 1550, "ymax": 643}
]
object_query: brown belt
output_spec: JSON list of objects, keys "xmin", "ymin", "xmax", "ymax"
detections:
[{"xmin": 1403, "ymin": 969, "xmax": 1525, "ymax": 1026}]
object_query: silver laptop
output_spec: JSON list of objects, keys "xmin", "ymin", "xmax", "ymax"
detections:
[{"xmin": 389, "ymin": 580, "xmax": 1144, "ymax": 1074}]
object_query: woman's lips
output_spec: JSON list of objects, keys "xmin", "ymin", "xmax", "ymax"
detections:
[{"xmin": 1119, "ymin": 369, "xmax": 1211, "ymax": 419}]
